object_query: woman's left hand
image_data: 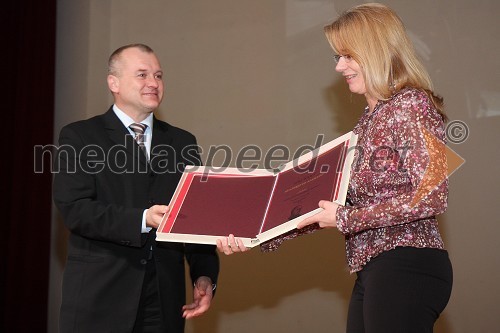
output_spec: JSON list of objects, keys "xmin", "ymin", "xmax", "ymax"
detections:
[{"xmin": 297, "ymin": 200, "xmax": 339, "ymax": 229}]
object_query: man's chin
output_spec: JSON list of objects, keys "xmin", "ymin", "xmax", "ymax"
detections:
[{"xmin": 143, "ymin": 102, "xmax": 160, "ymax": 111}]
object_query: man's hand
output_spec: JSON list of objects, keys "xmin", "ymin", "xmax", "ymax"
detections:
[
  {"xmin": 182, "ymin": 276, "xmax": 214, "ymax": 319},
  {"xmin": 145, "ymin": 205, "xmax": 169, "ymax": 229}
]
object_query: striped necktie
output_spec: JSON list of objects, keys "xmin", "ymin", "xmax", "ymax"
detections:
[{"xmin": 129, "ymin": 123, "xmax": 148, "ymax": 158}]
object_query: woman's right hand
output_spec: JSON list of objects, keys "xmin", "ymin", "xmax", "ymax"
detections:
[{"xmin": 216, "ymin": 234, "xmax": 249, "ymax": 255}]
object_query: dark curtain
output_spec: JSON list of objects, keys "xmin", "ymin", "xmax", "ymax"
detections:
[{"xmin": 2, "ymin": 0, "xmax": 56, "ymax": 332}]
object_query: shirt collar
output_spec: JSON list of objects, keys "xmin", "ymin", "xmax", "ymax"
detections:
[{"xmin": 112, "ymin": 105, "xmax": 153, "ymax": 132}]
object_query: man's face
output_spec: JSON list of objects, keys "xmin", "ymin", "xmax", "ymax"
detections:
[{"xmin": 108, "ymin": 47, "xmax": 164, "ymax": 118}]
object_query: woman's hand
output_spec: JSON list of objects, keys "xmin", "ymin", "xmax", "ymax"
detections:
[
  {"xmin": 297, "ymin": 200, "xmax": 339, "ymax": 229},
  {"xmin": 216, "ymin": 234, "xmax": 249, "ymax": 255}
]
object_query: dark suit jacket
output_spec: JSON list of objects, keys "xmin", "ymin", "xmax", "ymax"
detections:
[{"xmin": 53, "ymin": 108, "xmax": 219, "ymax": 333}]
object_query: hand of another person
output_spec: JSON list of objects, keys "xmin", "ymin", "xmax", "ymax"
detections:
[
  {"xmin": 145, "ymin": 205, "xmax": 169, "ymax": 229},
  {"xmin": 296, "ymin": 200, "xmax": 339, "ymax": 229},
  {"xmin": 182, "ymin": 276, "xmax": 214, "ymax": 319},
  {"xmin": 216, "ymin": 234, "xmax": 249, "ymax": 255}
]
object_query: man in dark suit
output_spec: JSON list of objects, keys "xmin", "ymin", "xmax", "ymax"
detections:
[{"xmin": 53, "ymin": 43, "xmax": 219, "ymax": 332}]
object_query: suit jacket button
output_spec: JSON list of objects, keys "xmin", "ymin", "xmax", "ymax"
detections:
[{"xmin": 140, "ymin": 259, "xmax": 148, "ymax": 265}]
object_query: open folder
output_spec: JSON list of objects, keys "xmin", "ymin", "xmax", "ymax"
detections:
[{"xmin": 156, "ymin": 131, "xmax": 358, "ymax": 248}]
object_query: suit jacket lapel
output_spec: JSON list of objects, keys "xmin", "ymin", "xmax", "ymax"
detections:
[
  {"xmin": 150, "ymin": 116, "xmax": 174, "ymax": 173},
  {"xmin": 102, "ymin": 108, "xmax": 149, "ymax": 167}
]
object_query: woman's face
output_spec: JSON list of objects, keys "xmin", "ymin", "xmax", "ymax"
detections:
[{"xmin": 335, "ymin": 55, "xmax": 366, "ymax": 96}]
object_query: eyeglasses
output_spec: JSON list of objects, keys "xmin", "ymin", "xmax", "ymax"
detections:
[{"xmin": 333, "ymin": 54, "xmax": 353, "ymax": 63}]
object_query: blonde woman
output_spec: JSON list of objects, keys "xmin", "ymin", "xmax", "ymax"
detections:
[
  {"xmin": 218, "ymin": 3, "xmax": 452, "ymax": 332},
  {"xmin": 298, "ymin": 3, "xmax": 452, "ymax": 332}
]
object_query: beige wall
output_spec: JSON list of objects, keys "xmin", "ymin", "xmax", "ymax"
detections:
[{"xmin": 51, "ymin": 1, "xmax": 500, "ymax": 332}]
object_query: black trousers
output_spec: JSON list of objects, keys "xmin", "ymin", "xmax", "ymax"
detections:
[
  {"xmin": 133, "ymin": 254, "xmax": 163, "ymax": 333},
  {"xmin": 346, "ymin": 247, "xmax": 453, "ymax": 333}
]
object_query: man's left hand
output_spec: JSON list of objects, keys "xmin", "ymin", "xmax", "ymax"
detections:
[{"xmin": 182, "ymin": 276, "xmax": 214, "ymax": 319}]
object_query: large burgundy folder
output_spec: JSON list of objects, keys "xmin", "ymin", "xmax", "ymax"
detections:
[{"xmin": 156, "ymin": 131, "xmax": 357, "ymax": 247}]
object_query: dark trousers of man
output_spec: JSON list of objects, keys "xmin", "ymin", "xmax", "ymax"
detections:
[
  {"xmin": 346, "ymin": 246, "xmax": 453, "ymax": 333},
  {"xmin": 133, "ymin": 253, "xmax": 163, "ymax": 333}
]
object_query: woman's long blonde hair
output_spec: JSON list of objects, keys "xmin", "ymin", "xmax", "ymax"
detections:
[{"xmin": 324, "ymin": 3, "xmax": 446, "ymax": 120}]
